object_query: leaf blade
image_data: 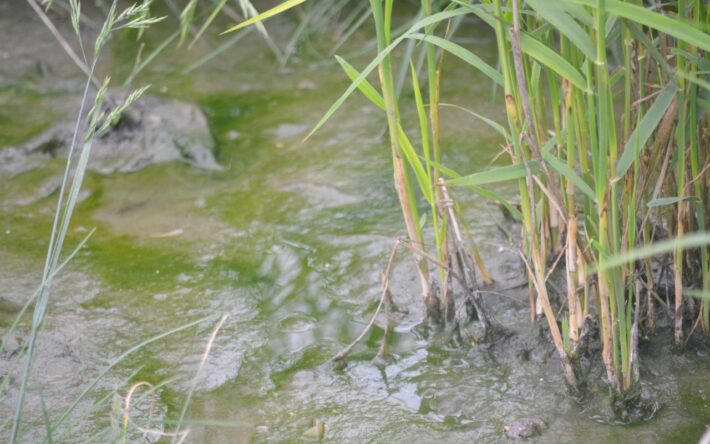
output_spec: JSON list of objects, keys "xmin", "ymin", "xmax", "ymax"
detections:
[
  {"xmin": 221, "ymin": 0, "xmax": 307, "ymax": 34},
  {"xmin": 407, "ymin": 33, "xmax": 503, "ymax": 86},
  {"xmin": 617, "ymin": 79, "xmax": 676, "ymax": 176}
]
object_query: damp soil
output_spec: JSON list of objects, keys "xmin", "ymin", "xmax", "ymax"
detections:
[{"xmin": 1, "ymin": 2, "xmax": 709, "ymax": 443}]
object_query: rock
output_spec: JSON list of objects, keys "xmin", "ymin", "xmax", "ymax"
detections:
[
  {"xmin": 0, "ymin": 90, "xmax": 222, "ymax": 176},
  {"xmin": 1, "ymin": 329, "xmax": 25, "ymax": 359},
  {"xmin": 3, "ymin": 175, "xmax": 61, "ymax": 206},
  {"xmin": 504, "ymin": 418, "xmax": 545, "ymax": 440},
  {"xmin": 302, "ymin": 419, "xmax": 325, "ymax": 440},
  {"xmin": 297, "ymin": 79, "xmax": 317, "ymax": 90},
  {"xmin": 270, "ymin": 123, "xmax": 308, "ymax": 140}
]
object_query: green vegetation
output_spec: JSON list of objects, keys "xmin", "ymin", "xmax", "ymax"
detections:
[
  {"xmin": 226, "ymin": 0, "xmax": 710, "ymax": 414},
  {"xmin": 3, "ymin": 0, "xmax": 710, "ymax": 441},
  {"xmin": 0, "ymin": 2, "xmax": 219, "ymax": 442}
]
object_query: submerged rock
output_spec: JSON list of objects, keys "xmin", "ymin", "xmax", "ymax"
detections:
[
  {"xmin": 0, "ymin": 91, "xmax": 222, "ymax": 176},
  {"xmin": 504, "ymin": 418, "xmax": 545, "ymax": 440},
  {"xmin": 302, "ymin": 419, "xmax": 325, "ymax": 440},
  {"xmin": 1, "ymin": 330, "xmax": 24, "ymax": 359}
]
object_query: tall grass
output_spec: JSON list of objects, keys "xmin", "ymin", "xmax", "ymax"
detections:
[
  {"xmin": 450, "ymin": 0, "xmax": 710, "ymax": 405},
  {"xmin": 9, "ymin": 2, "xmax": 156, "ymax": 439},
  {"xmin": 1, "ymin": 2, "xmax": 232, "ymax": 442},
  {"xmin": 5, "ymin": 0, "xmax": 709, "ymax": 437}
]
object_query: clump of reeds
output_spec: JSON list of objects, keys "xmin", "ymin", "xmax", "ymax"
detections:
[
  {"xmin": 437, "ymin": 0, "xmax": 710, "ymax": 412},
  {"xmin": 226, "ymin": 0, "xmax": 498, "ymax": 342},
  {"xmin": 226, "ymin": 0, "xmax": 710, "ymax": 416}
]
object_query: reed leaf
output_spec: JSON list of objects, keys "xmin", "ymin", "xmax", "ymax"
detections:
[
  {"xmin": 410, "ymin": 61, "xmax": 431, "ymax": 176},
  {"xmin": 569, "ymin": 0, "xmax": 710, "ymax": 52},
  {"xmin": 406, "ymin": 33, "xmax": 503, "ymax": 86},
  {"xmin": 447, "ymin": 162, "xmax": 541, "ymax": 187},
  {"xmin": 616, "ymin": 79, "xmax": 676, "ymax": 176},
  {"xmin": 520, "ymin": 32, "xmax": 588, "ymax": 91},
  {"xmin": 542, "ymin": 149, "xmax": 595, "ymax": 200},
  {"xmin": 334, "ymin": 55, "xmax": 385, "ymax": 109},
  {"xmin": 398, "ymin": 126, "xmax": 434, "ymax": 204},
  {"xmin": 439, "ymin": 103, "xmax": 510, "ymax": 139},
  {"xmin": 304, "ymin": 7, "xmax": 471, "ymax": 140},
  {"xmin": 526, "ymin": 0, "xmax": 596, "ymax": 60},
  {"xmin": 647, "ymin": 196, "xmax": 699, "ymax": 208},
  {"xmin": 221, "ymin": 0, "xmax": 307, "ymax": 34},
  {"xmin": 688, "ymin": 290, "xmax": 710, "ymax": 301},
  {"xmin": 595, "ymin": 232, "xmax": 710, "ymax": 273}
]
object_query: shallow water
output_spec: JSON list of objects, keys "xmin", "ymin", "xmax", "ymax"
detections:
[{"xmin": 1, "ymin": 4, "xmax": 709, "ymax": 443}]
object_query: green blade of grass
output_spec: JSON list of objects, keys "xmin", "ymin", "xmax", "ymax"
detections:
[
  {"xmin": 334, "ymin": 55, "xmax": 385, "ymax": 109},
  {"xmin": 406, "ymin": 33, "xmax": 503, "ymax": 86},
  {"xmin": 304, "ymin": 7, "xmax": 471, "ymax": 141},
  {"xmin": 542, "ymin": 149, "xmax": 595, "ymax": 200},
  {"xmin": 616, "ymin": 79, "xmax": 676, "ymax": 176},
  {"xmin": 0, "ymin": 228, "xmax": 95, "ymax": 356},
  {"xmin": 595, "ymin": 232, "xmax": 710, "ymax": 273},
  {"xmin": 410, "ymin": 60, "xmax": 431, "ymax": 176},
  {"xmin": 447, "ymin": 162, "xmax": 541, "ymax": 187},
  {"xmin": 536, "ymin": 133, "xmax": 594, "ymax": 200},
  {"xmin": 335, "ymin": 54, "xmax": 431, "ymax": 203},
  {"xmin": 526, "ymin": 0, "xmax": 595, "ymax": 60},
  {"xmin": 624, "ymin": 21, "xmax": 672, "ymax": 77},
  {"xmin": 520, "ymin": 32, "xmax": 588, "ymax": 91},
  {"xmin": 439, "ymin": 103, "xmax": 510, "ymax": 139},
  {"xmin": 647, "ymin": 196, "xmax": 699, "ymax": 208},
  {"xmin": 50, "ymin": 316, "xmax": 211, "ymax": 433},
  {"xmin": 688, "ymin": 290, "xmax": 710, "ymax": 301},
  {"xmin": 397, "ymin": 126, "xmax": 434, "ymax": 204},
  {"xmin": 179, "ymin": 0, "xmax": 198, "ymax": 45},
  {"xmin": 569, "ymin": 0, "xmax": 710, "ymax": 52},
  {"xmin": 171, "ymin": 314, "xmax": 230, "ymax": 444},
  {"xmin": 188, "ymin": 0, "xmax": 227, "ymax": 48},
  {"xmin": 557, "ymin": 2, "xmax": 594, "ymax": 27},
  {"xmin": 183, "ymin": 26, "xmax": 253, "ymax": 74},
  {"xmin": 221, "ymin": 0, "xmax": 307, "ymax": 34},
  {"xmin": 428, "ymin": 158, "xmax": 523, "ymax": 221}
]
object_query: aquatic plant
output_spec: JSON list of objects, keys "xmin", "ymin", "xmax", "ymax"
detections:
[
  {"xmin": 226, "ymin": 0, "xmax": 710, "ymax": 415},
  {"xmin": 4, "ymin": 0, "xmax": 710, "ymax": 438},
  {"xmin": 454, "ymin": 0, "xmax": 710, "ymax": 408}
]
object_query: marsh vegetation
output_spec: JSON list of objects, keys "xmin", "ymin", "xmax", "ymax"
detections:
[{"xmin": 1, "ymin": 0, "xmax": 710, "ymax": 442}]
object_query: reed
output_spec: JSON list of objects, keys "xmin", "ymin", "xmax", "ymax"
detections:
[
  {"xmin": 449, "ymin": 0, "xmax": 710, "ymax": 406},
  {"xmin": 230, "ymin": 0, "xmax": 710, "ymax": 406},
  {"xmin": 9, "ymin": 0, "xmax": 709, "ymax": 436}
]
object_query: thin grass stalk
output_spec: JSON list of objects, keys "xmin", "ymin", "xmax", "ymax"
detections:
[
  {"xmin": 421, "ymin": 0, "xmax": 448, "ymax": 284},
  {"xmin": 171, "ymin": 314, "xmax": 229, "ymax": 444},
  {"xmin": 10, "ymin": 13, "xmax": 108, "ymax": 441},
  {"xmin": 674, "ymin": 0, "xmax": 688, "ymax": 346},
  {"xmin": 635, "ymin": 19, "xmax": 657, "ymax": 333},
  {"xmin": 686, "ymin": 0, "xmax": 709, "ymax": 334},
  {"xmin": 593, "ymin": 0, "xmax": 622, "ymax": 393},
  {"xmin": 509, "ymin": 0, "xmax": 577, "ymax": 386},
  {"xmin": 8, "ymin": 3, "xmax": 161, "ymax": 438},
  {"xmin": 492, "ymin": 0, "xmax": 537, "ymax": 321},
  {"xmin": 563, "ymin": 76, "xmax": 581, "ymax": 348},
  {"xmin": 370, "ymin": 0, "xmax": 433, "ymax": 313}
]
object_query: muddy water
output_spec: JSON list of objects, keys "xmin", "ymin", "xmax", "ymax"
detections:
[{"xmin": 1, "ymin": 4, "xmax": 709, "ymax": 443}]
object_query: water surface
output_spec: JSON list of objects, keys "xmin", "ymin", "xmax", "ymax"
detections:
[{"xmin": 0, "ymin": 5, "xmax": 708, "ymax": 443}]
